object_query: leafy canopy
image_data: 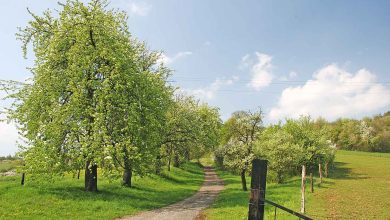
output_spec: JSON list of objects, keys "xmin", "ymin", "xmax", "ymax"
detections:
[{"xmin": 5, "ymin": 0, "xmax": 172, "ymax": 179}]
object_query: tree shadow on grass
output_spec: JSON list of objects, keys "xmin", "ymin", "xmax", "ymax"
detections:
[
  {"xmin": 31, "ymin": 180, "xmax": 200, "ymax": 212},
  {"xmin": 158, "ymin": 173, "xmax": 204, "ymax": 186},
  {"xmin": 330, "ymin": 162, "xmax": 369, "ymax": 180}
]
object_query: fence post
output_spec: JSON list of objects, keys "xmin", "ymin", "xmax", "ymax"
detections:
[
  {"xmin": 21, "ymin": 173, "xmax": 25, "ymax": 185},
  {"xmin": 301, "ymin": 165, "xmax": 306, "ymax": 213},
  {"xmin": 248, "ymin": 159, "xmax": 268, "ymax": 220},
  {"xmin": 319, "ymin": 163, "xmax": 323, "ymax": 184}
]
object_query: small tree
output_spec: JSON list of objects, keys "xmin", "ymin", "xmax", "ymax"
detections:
[
  {"xmin": 255, "ymin": 125, "xmax": 302, "ymax": 183},
  {"xmin": 284, "ymin": 117, "xmax": 330, "ymax": 171},
  {"xmin": 220, "ymin": 109, "xmax": 263, "ymax": 191}
]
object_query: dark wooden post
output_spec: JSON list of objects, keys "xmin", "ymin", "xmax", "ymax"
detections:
[
  {"xmin": 248, "ymin": 159, "xmax": 268, "ymax": 220},
  {"xmin": 21, "ymin": 173, "xmax": 25, "ymax": 185},
  {"xmin": 21, "ymin": 163, "xmax": 26, "ymax": 186}
]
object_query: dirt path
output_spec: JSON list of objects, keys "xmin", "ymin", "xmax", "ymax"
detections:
[{"xmin": 119, "ymin": 166, "xmax": 224, "ymax": 220}]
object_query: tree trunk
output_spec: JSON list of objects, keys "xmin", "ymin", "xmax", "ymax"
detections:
[
  {"xmin": 85, "ymin": 161, "xmax": 98, "ymax": 192},
  {"xmin": 155, "ymin": 155, "xmax": 162, "ymax": 175},
  {"xmin": 167, "ymin": 156, "xmax": 171, "ymax": 172},
  {"xmin": 21, "ymin": 173, "xmax": 25, "ymax": 186},
  {"xmin": 319, "ymin": 163, "xmax": 323, "ymax": 184},
  {"xmin": 77, "ymin": 169, "xmax": 80, "ymax": 179},
  {"xmin": 173, "ymin": 152, "xmax": 180, "ymax": 167},
  {"xmin": 276, "ymin": 172, "xmax": 283, "ymax": 184},
  {"xmin": 301, "ymin": 165, "xmax": 306, "ymax": 213},
  {"xmin": 122, "ymin": 166, "xmax": 132, "ymax": 187},
  {"xmin": 325, "ymin": 162, "xmax": 329, "ymax": 178},
  {"xmin": 184, "ymin": 149, "xmax": 190, "ymax": 161},
  {"xmin": 167, "ymin": 145, "xmax": 172, "ymax": 172},
  {"xmin": 310, "ymin": 172, "xmax": 314, "ymax": 193},
  {"xmin": 240, "ymin": 169, "xmax": 247, "ymax": 191}
]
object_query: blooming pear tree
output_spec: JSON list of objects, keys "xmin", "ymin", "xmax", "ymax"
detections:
[{"xmin": 3, "ymin": 0, "xmax": 172, "ymax": 191}]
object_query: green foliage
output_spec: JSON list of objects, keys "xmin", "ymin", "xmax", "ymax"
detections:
[
  {"xmin": 217, "ymin": 114, "xmax": 335, "ymax": 184},
  {"xmin": 283, "ymin": 116, "xmax": 335, "ymax": 169},
  {"xmin": 255, "ymin": 125, "xmax": 302, "ymax": 183},
  {"xmin": 3, "ymin": 0, "xmax": 173, "ymax": 184},
  {"xmin": 254, "ymin": 117, "xmax": 335, "ymax": 183},
  {"xmin": 161, "ymin": 94, "xmax": 221, "ymax": 169},
  {"xmin": 219, "ymin": 109, "xmax": 263, "ymax": 174},
  {"xmin": 324, "ymin": 111, "xmax": 390, "ymax": 152},
  {"xmin": 223, "ymin": 139, "xmax": 255, "ymax": 173}
]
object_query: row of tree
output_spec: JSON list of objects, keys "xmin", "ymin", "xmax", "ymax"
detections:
[
  {"xmin": 1, "ymin": 0, "xmax": 221, "ymax": 192},
  {"xmin": 315, "ymin": 112, "xmax": 390, "ymax": 153},
  {"xmin": 215, "ymin": 110, "xmax": 336, "ymax": 191},
  {"xmin": 1, "ymin": 0, "xmax": 387, "ymax": 195}
]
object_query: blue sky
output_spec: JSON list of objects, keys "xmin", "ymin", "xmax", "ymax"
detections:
[{"xmin": 1, "ymin": 0, "xmax": 390, "ymax": 155}]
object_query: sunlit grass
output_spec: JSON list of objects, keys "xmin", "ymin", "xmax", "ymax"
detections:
[
  {"xmin": 0, "ymin": 162, "xmax": 204, "ymax": 220},
  {"xmin": 204, "ymin": 150, "xmax": 390, "ymax": 219}
]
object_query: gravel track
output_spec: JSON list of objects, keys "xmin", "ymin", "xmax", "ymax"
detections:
[{"xmin": 119, "ymin": 166, "xmax": 224, "ymax": 220}]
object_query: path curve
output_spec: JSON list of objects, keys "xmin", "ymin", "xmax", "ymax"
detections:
[{"xmin": 119, "ymin": 166, "xmax": 224, "ymax": 220}]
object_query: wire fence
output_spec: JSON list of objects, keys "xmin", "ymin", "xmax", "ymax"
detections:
[{"xmin": 259, "ymin": 198, "xmax": 313, "ymax": 220}]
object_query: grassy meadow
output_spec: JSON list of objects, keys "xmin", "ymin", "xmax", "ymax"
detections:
[
  {"xmin": 204, "ymin": 150, "xmax": 390, "ymax": 220},
  {"xmin": 0, "ymin": 162, "xmax": 204, "ymax": 220},
  {"xmin": 0, "ymin": 159, "xmax": 21, "ymax": 172}
]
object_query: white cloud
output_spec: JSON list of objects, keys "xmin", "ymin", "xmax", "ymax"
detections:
[
  {"xmin": 158, "ymin": 51, "xmax": 193, "ymax": 65},
  {"xmin": 126, "ymin": 1, "xmax": 151, "ymax": 16},
  {"xmin": 183, "ymin": 76, "xmax": 239, "ymax": 100},
  {"xmin": 269, "ymin": 64, "xmax": 390, "ymax": 121},
  {"xmin": 241, "ymin": 52, "xmax": 274, "ymax": 90}
]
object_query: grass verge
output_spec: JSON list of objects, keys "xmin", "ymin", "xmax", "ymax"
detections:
[
  {"xmin": 204, "ymin": 150, "xmax": 390, "ymax": 219},
  {"xmin": 0, "ymin": 162, "xmax": 204, "ymax": 220}
]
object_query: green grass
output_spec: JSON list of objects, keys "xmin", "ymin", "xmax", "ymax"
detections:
[
  {"xmin": 308, "ymin": 150, "xmax": 390, "ymax": 219},
  {"xmin": 0, "ymin": 160, "xmax": 22, "ymax": 172},
  {"xmin": 204, "ymin": 171, "xmax": 311, "ymax": 220},
  {"xmin": 0, "ymin": 162, "xmax": 204, "ymax": 220},
  {"xmin": 204, "ymin": 150, "xmax": 390, "ymax": 219}
]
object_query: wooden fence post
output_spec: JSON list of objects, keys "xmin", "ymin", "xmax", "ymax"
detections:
[
  {"xmin": 248, "ymin": 159, "xmax": 268, "ymax": 220},
  {"xmin": 319, "ymin": 163, "xmax": 323, "ymax": 184},
  {"xmin": 301, "ymin": 165, "xmax": 306, "ymax": 213},
  {"xmin": 21, "ymin": 173, "xmax": 25, "ymax": 186}
]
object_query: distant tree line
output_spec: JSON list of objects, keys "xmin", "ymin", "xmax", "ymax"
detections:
[
  {"xmin": 319, "ymin": 112, "xmax": 390, "ymax": 153},
  {"xmin": 0, "ymin": 155, "xmax": 19, "ymax": 161}
]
